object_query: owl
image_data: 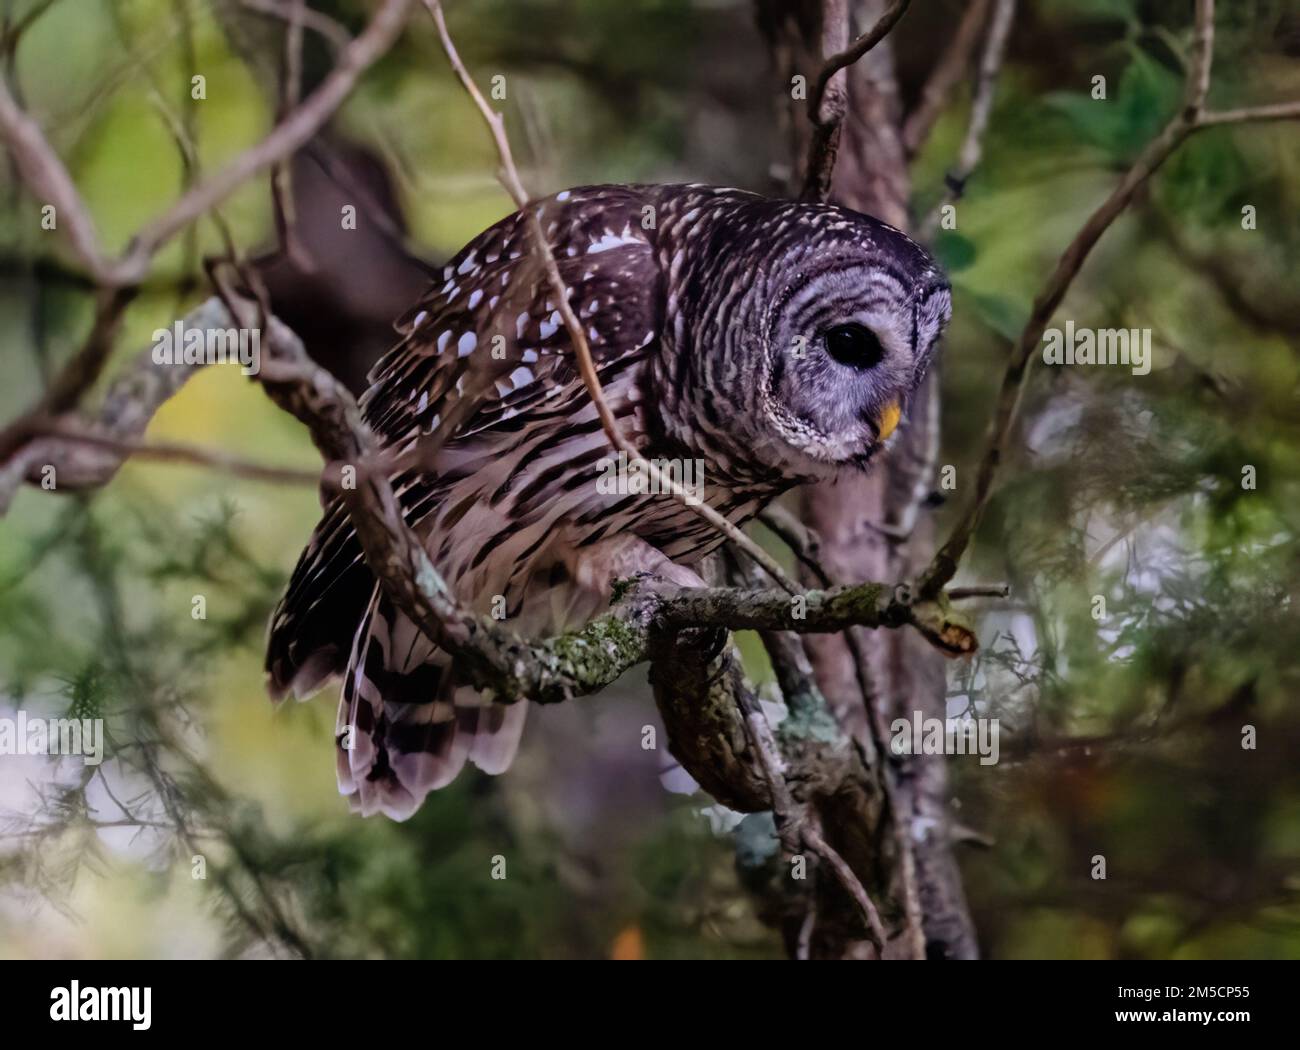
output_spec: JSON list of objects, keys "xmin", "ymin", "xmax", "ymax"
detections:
[{"xmin": 266, "ymin": 184, "xmax": 951, "ymax": 820}]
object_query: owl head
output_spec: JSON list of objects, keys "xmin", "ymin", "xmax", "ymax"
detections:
[{"xmin": 655, "ymin": 188, "xmax": 951, "ymax": 485}]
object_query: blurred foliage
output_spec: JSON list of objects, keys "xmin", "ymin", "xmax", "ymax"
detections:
[{"xmin": 0, "ymin": 0, "xmax": 1298, "ymax": 958}]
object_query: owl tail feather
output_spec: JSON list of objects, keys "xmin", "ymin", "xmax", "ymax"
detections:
[{"xmin": 336, "ymin": 586, "xmax": 526, "ymax": 820}]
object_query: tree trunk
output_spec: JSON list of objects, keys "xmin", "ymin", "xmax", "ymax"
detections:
[{"xmin": 757, "ymin": 0, "xmax": 978, "ymax": 959}]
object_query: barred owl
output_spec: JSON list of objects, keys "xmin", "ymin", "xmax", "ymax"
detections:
[{"xmin": 266, "ymin": 184, "xmax": 951, "ymax": 820}]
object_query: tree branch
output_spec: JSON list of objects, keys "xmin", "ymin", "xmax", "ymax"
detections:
[
  {"xmin": 4, "ymin": 288, "xmax": 965, "ymax": 709},
  {"xmin": 0, "ymin": 0, "xmax": 412, "ymax": 482},
  {"xmin": 901, "ymin": 0, "xmax": 990, "ymax": 158},
  {"xmin": 0, "ymin": 0, "xmax": 411, "ymax": 291},
  {"xmin": 117, "ymin": 0, "xmax": 411, "ymax": 287},
  {"xmin": 918, "ymin": 0, "xmax": 1300, "ymax": 597},
  {"xmin": 918, "ymin": 0, "xmax": 1016, "ymax": 239},
  {"xmin": 19, "ymin": 418, "xmax": 320, "ymax": 489},
  {"xmin": 801, "ymin": 0, "xmax": 912, "ymax": 202}
]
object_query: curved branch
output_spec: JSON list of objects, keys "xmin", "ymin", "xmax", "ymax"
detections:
[
  {"xmin": 918, "ymin": 0, "xmax": 1300, "ymax": 596},
  {"xmin": 801, "ymin": 0, "xmax": 912, "ymax": 201}
]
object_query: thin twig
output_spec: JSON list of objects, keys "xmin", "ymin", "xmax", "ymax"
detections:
[
  {"xmin": 0, "ymin": 0, "xmax": 411, "ymax": 289},
  {"xmin": 0, "ymin": 287, "xmax": 133, "ymax": 463},
  {"xmin": 0, "ymin": 0, "xmax": 411, "ymax": 480},
  {"xmin": 735, "ymin": 687, "xmax": 801, "ymax": 853},
  {"xmin": 948, "ymin": 584, "xmax": 1011, "ymax": 600},
  {"xmin": 240, "ymin": 0, "xmax": 352, "ymax": 55},
  {"xmin": 1198, "ymin": 100, "xmax": 1300, "ymax": 125},
  {"xmin": 121, "ymin": 0, "xmax": 411, "ymax": 285},
  {"xmin": 901, "ymin": 0, "xmax": 990, "ymax": 157},
  {"xmin": 919, "ymin": 0, "xmax": 1016, "ymax": 240},
  {"xmin": 808, "ymin": 0, "xmax": 912, "ymax": 122},
  {"xmin": 269, "ymin": 0, "xmax": 309, "ymax": 268},
  {"xmin": 758, "ymin": 504, "xmax": 832, "ymax": 587},
  {"xmin": 919, "ymin": 0, "xmax": 1300, "ymax": 596},
  {"xmin": 0, "ymin": 78, "xmax": 110, "ymax": 283},
  {"xmin": 730, "ymin": 659, "xmax": 885, "ymax": 954},
  {"xmin": 23, "ymin": 417, "xmax": 322, "ymax": 488},
  {"xmin": 801, "ymin": 823, "xmax": 888, "ymax": 954},
  {"xmin": 801, "ymin": 0, "xmax": 912, "ymax": 201}
]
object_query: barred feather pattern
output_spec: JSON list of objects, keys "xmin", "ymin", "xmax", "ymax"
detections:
[{"xmin": 266, "ymin": 184, "xmax": 951, "ymax": 820}]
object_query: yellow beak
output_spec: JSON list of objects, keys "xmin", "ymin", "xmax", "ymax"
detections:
[{"xmin": 877, "ymin": 400, "xmax": 901, "ymax": 442}]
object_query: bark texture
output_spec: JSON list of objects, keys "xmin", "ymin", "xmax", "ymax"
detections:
[{"xmin": 758, "ymin": 0, "xmax": 978, "ymax": 959}]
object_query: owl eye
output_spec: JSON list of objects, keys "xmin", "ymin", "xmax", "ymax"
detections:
[{"xmin": 823, "ymin": 322, "xmax": 885, "ymax": 370}]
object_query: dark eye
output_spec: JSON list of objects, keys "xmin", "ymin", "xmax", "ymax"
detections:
[{"xmin": 823, "ymin": 323, "xmax": 885, "ymax": 370}]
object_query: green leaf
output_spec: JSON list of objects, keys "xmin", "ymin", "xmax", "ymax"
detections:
[
  {"xmin": 1043, "ymin": 46, "xmax": 1181, "ymax": 163},
  {"xmin": 933, "ymin": 231, "xmax": 978, "ymax": 272},
  {"xmin": 964, "ymin": 289, "xmax": 1030, "ymax": 343}
]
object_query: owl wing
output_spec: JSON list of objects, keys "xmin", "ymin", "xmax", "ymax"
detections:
[{"xmin": 265, "ymin": 186, "xmax": 663, "ymax": 702}]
